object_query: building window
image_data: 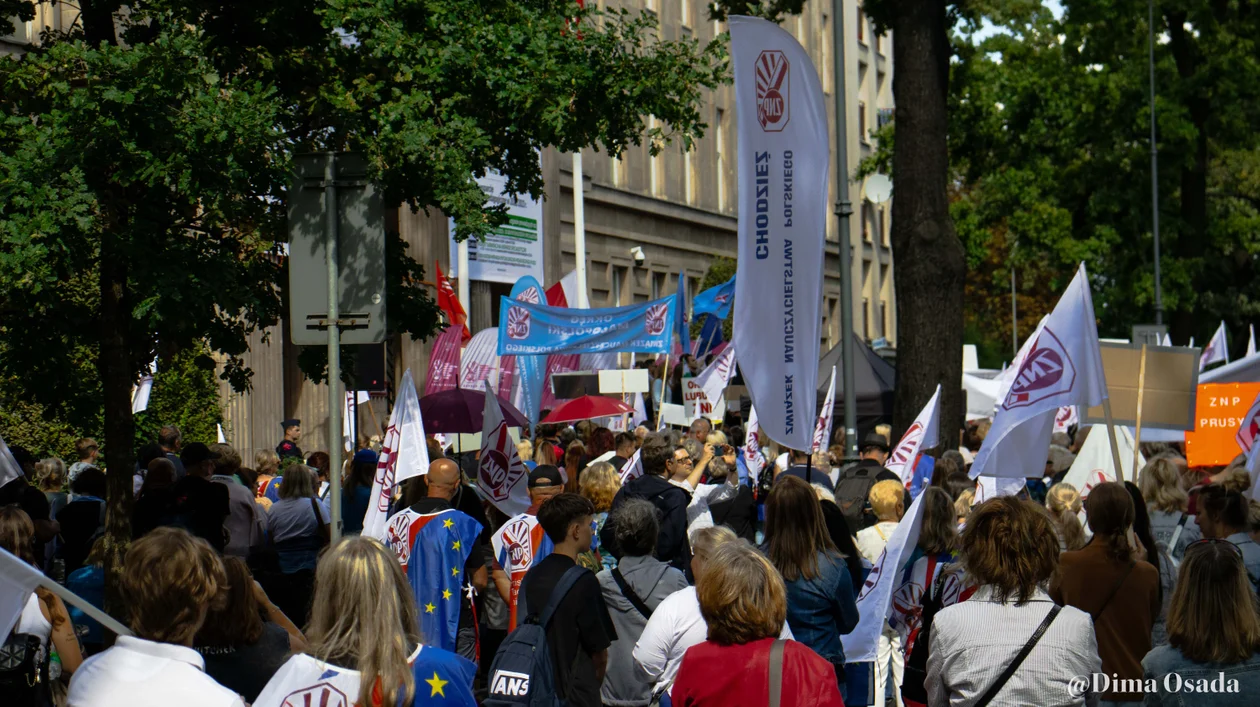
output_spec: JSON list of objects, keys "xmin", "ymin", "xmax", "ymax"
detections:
[
  {"xmin": 863, "ymin": 298, "xmax": 870, "ymax": 338},
  {"xmin": 862, "ymin": 202, "xmax": 873, "ymax": 242},
  {"xmin": 681, "ymin": 0, "xmax": 690, "ymax": 27},
  {"xmin": 716, "ymin": 108, "xmax": 727, "ymax": 212},
  {"xmin": 857, "ymin": 7, "xmax": 866, "ymax": 44},
  {"xmin": 821, "ymin": 14, "xmax": 832, "ymax": 93},
  {"xmin": 649, "ymin": 116, "xmax": 663, "ymax": 198},
  {"xmin": 858, "ymin": 101, "xmax": 868, "ymax": 142},
  {"xmin": 881, "ymin": 301, "xmax": 889, "ymax": 336},
  {"xmin": 613, "ymin": 265, "xmax": 628, "ymax": 306},
  {"xmin": 684, "ymin": 147, "xmax": 695, "ymax": 205},
  {"xmin": 651, "ymin": 271, "xmax": 664, "ymax": 300},
  {"xmin": 611, "ymin": 155, "xmax": 624, "ymax": 188}
]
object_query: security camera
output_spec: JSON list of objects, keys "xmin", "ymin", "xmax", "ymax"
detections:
[{"xmin": 631, "ymin": 246, "xmax": 645, "ymax": 267}]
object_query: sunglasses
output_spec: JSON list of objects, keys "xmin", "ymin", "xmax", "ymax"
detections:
[{"xmin": 1186, "ymin": 538, "xmax": 1244, "ymax": 557}]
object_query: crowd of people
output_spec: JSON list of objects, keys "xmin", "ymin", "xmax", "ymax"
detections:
[{"xmin": 4, "ymin": 413, "xmax": 1260, "ymax": 706}]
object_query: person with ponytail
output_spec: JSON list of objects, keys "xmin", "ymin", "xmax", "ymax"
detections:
[
  {"xmin": 1051, "ymin": 482, "xmax": 1160, "ymax": 704},
  {"xmin": 1044, "ymin": 483, "xmax": 1086, "ymax": 552},
  {"xmin": 1197, "ymin": 484, "xmax": 1260, "ymax": 595}
]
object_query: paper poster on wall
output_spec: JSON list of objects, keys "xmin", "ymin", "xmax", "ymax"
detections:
[{"xmin": 448, "ymin": 162, "xmax": 545, "ymax": 285}]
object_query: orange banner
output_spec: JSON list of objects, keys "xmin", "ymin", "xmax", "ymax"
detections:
[{"xmin": 1185, "ymin": 383, "xmax": 1260, "ymax": 468}]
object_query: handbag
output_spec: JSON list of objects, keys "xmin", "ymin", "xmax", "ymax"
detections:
[
  {"xmin": 310, "ymin": 497, "xmax": 330, "ymax": 546},
  {"xmin": 901, "ymin": 568, "xmax": 950, "ymax": 705},
  {"xmin": 975, "ymin": 605, "xmax": 1061, "ymax": 707}
]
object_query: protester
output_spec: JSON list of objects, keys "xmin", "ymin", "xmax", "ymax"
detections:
[
  {"xmin": 928, "ymin": 497, "xmax": 1100, "ymax": 706},
  {"xmin": 778, "ymin": 447, "xmax": 834, "ymax": 492},
  {"xmin": 132, "ymin": 458, "xmax": 176, "ymax": 539},
  {"xmin": 519, "ymin": 493, "xmax": 616, "ymax": 707},
  {"xmin": 265, "ymin": 464, "xmax": 330, "ymax": 625},
  {"xmin": 588, "ymin": 427, "xmax": 616, "ymax": 463},
  {"xmin": 854, "ymin": 478, "xmax": 906, "ymax": 707},
  {"xmin": 253, "ymin": 450, "xmax": 281, "ymax": 508},
  {"xmin": 611, "ymin": 432, "xmax": 637, "ymax": 473},
  {"xmin": 577, "ymin": 460, "xmax": 620, "ymax": 572},
  {"xmin": 64, "ymin": 537, "xmax": 108, "ymax": 654},
  {"xmin": 194, "ymin": 556, "xmax": 305, "ymax": 702},
  {"xmin": 276, "ymin": 418, "xmax": 303, "ymax": 460},
  {"xmin": 534, "ymin": 440, "xmax": 558, "ymax": 468},
  {"xmin": 56, "ymin": 466, "xmax": 107, "ymax": 574},
  {"xmin": 670, "ymin": 542, "xmax": 845, "ymax": 706},
  {"xmin": 342, "ymin": 448, "xmax": 377, "ymax": 535},
  {"xmin": 1125, "ymin": 481, "xmax": 1174, "ymax": 647},
  {"xmin": 1142, "ymin": 540, "xmax": 1260, "ymax": 704},
  {"xmin": 304, "ymin": 450, "xmax": 331, "ymax": 499},
  {"xmin": 603, "ymin": 433, "xmax": 692, "ymax": 571},
  {"xmin": 158, "ymin": 425, "xmax": 187, "ymax": 477},
  {"xmin": 688, "ymin": 417, "xmax": 712, "ymax": 444},
  {"xmin": 169, "ymin": 442, "xmax": 231, "ymax": 552},
  {"xmin": 209, "ymin": 443, "xmax": 266, "ymax": 559},
  {"xmin": 1051, "ymin": 482, "xmax": 1159, "ymax": 704},
  {"xmin": 67, "ymin": 437, "xmax": 100, "ymax": 482},
  {"xmin": 1196, "ymin": 484, "xmax": 1260, "ymax": 594},
  {"xmin": 516, "ymin": 439, "xmax": 537, "ymax": 470},
  {"xmin": 564, "ymin": 440, "xmax": 588, "ymax": 491},
  {"xmin": 253, "ymin": 537, "xmax": 476, "ymax": 707},
  {"xmin": 764, "ymin": 474, "xmax": 859, "ymax": 699},
  {"xmin": 674, "ymin": 439, "xmax": 713, "ymax": 491},
  {"xmin": 1, "ymin": 507, "xmax": 82, "ymax": 701},
  {"xmin": 597, "ymin": 499, "xmax": 688, "ymax": 706},
  {"xmin": 492, "ymin": 464, "xmax": 564, "ymax": 629},
  {"xmin": 1045, "ymin": 482, "xmax": 1086, "ymax": 552},
  {"xmin": 702, "ymin": 452, "xmax": 758, "ymax": 543},
  {"xmin": 833, "ymin": 432, "xmax": 901, "ymax": 532},
  {"xmin": 67, "ymin": 528, "xmax": 242, "ymax": 707},
  {"xmin": 36, "ymin": 457, "xmax": 69, "ymax": 518},
  {"xmin": 1140, "ymin": 455, "xmax": 1201, "ymax": 561}
]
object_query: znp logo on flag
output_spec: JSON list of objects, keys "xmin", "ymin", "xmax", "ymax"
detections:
[
  {"xmin": 645, "ymin": 302, "xmax": 670, "ymax": 335},
  {"xmin": 889, "ymin": 422, "xmax": 924, "ymax": 469},
  {"xmin": 1003, "ymin": 329, "xmax": 1078, "ymax": 410},
  {"xmin": 755, "ymin": 50, "xmax": 790, "ymax": 131},
  {"xmin": 506, "ymin": 306, "xmax": 531, "ymax": 339}
]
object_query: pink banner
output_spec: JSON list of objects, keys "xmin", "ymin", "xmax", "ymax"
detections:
[
  {"xmin": 497, "ymin": 355, "xmax": 516, "ymax": 401},
  {"xmin": 541, "ymin": 353, "xmax": 581, "ymax": 410},
  {"xmin": 424, "ymin": 324, "xmax": 463, "ymax": 395}
]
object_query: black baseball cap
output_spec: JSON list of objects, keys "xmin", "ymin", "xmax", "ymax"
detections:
[
  {"xmin": 180, "ymin": 442, "xmax": 220, "ymax": 467},
  {"xmin": 528, "ymin": 464, "xmax": 564, "ymax": 489},
  {"xmin": 281, "ymin": 418, "xmax": 301, "ymax": 430}
]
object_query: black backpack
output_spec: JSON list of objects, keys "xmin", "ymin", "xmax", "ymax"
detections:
[
  {"xmin": 0, "ymin": 631, "xmax": 49, "ymax": 707},
  {"xmin": 834, "ymin": 464, "xmax": 880, "ymax": 533},
  {"xmin": 901, "ymin": 569, "xmax": 950, "ymax": 705},
  {"xmin": 483, "ymin": 566, "xmax": 587, "ymax": 707}
]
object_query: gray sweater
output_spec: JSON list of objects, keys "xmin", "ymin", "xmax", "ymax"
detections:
[{"xmin": 597, "ymin": 555, "xmax": 689, "ymax": 707}]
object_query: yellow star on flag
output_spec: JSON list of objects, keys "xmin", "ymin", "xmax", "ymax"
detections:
[
  {"xmin": 424, "ymin": 602, "xmax": 435, "ymax": 614},
  {"xmin": 426, "ymin": 671, "xmax": 448, "ymax": 698},
  {"xmin": 443, "ymin": 518, "xmax": 454, "ymax": 529},
  {"xmin": 451, "ymin": 540, "xmax": 461, "ymax": 550},
  {"xmin": 451, "ymin": 566, "xmax": 460, "ymax": 577},
  {"xmin": 442, "ymin": 589, "xmax": 453, "ymax": 600}
]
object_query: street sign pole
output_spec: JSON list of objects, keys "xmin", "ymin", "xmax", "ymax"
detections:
[
  {"xmin": 323, "ymin": 153, "xmax": 343, "ymax": 543},
  {"xmin": 832, "ymin": 0, "xmax": 857, "ymax": 457}
]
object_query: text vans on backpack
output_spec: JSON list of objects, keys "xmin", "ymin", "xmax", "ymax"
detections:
[{"xmin": 484, "ymin": 566, "xmax": 585, "ymax": 707}]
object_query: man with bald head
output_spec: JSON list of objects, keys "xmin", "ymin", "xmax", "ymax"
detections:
[{"xmin": 383, "ymin": 456, "xmax": 489, "ymax": 662}]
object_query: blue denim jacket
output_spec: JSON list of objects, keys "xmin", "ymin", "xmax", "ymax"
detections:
[
  {"xmin": 1142, "ymin": 644, "xmax": 1260, "ymax": 706},
  {"xmin": 782, "ymin": 551, "xmax": 859, "ymax": 663}
]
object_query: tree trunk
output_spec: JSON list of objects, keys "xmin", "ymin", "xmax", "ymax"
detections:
[
  {"xmin": 98, "ymin": 240, "xmax": 135, "ymax": 615},
  {"xmin": 889, "ymin": 0, "xmax": 966, "ymax": 445}
]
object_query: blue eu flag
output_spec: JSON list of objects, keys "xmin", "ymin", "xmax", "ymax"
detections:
[
  {"xmin": 692, "ymin": 275, "xmax": 736, "ymax": 320},
  {"xmin": 396, "ymin": 509, "xmax": 485, "ymax": 655},
  {"xmin": 410, "ymin": 645, "xmax": 479, "ymax": 706}
]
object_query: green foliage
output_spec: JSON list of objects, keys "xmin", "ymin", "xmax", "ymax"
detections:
[{"xmin": 133, "ymin": 347, "xmax": 223, "ymax": 448}]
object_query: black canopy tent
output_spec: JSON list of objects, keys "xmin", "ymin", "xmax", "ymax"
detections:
[{"xmin": 815, "ymin": 334, "xmax": 896, "ymax": 441}]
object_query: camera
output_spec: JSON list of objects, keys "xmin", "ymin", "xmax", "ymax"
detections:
[{"xmin": 630, "ymin": 246, "xmax": 645, "ymax": 267}]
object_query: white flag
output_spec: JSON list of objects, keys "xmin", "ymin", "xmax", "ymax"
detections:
[
  {"xmin": 1200, "ymin": 321, "xmax": 1229, "ymax": 370},
  {"xmin": 886, "ymin": 385, "xmax": 940, "ymax": 483},
  {"xmin": 1062, "ymin": 426, "xmax": 1144, "ymax": 497},
  {"xmin": 619, "ymin": 447, "xmax": 643, "ymax": 484},
  {"xmin": 812, "ymin": 366, "xmax": 836, "ymax": 452},
  {"xmin": 1249, "ymin": 325, "xmax": 1256, "ymax": 358},
  {"xmin": 216, "ymin": 424, "xmax": 227, "ymax": 444},
  {"xmin": 842, "ymin": 490, "xmax": 926, "ymax": 663},
  {"xmin": 694, "ymin": 345, "xmax": 737, "ymax": 410},
  {"xmin": 974, "ymin": 475, "xmax": 1026, "ymax": 503},
  {"xmin": 476, "ymin": 387, "xmax": 531, "ymax": 517},
  {"xmin": 460, "ymin": 327, "xmax": 500, "ymax": 392},
  {"xmin": 0, "ymin": 433, "xmax": 24, "ymax": 487},
  {"xmin": 364, "ymin": 369, "xmax": 430, "ymax": 541},
  {"xmin": 731, "ymin": 15, "xmax": 827, "ymax": 451},
  {"xmin": 131, "ymin": 376, "xmax": 153, "ymax": 413},
  {"xmin": 1053, "ymin": 406, "xmax": 1079, "ymax": 434},
  {"xmin": 971, "ymin": 264, "xmax": 1108, "ymax": 480},
  {"xmin": 1162, "ymin": 333, "xmax": 1172, "ymax": 347},
  {"xmin": 993, "ymin": 316, "xmax": 1048, "ymax": 416},
  {"xmin": 630, "ymin": 392, "xmax": 648, "ymax": 428},
  {"xmin": 0, "ymin": 547, "xmax": 40, "ymax": 641},
  {"xmin": 743, "ymin": 406, "xmax": 767, "ymax": 486}
]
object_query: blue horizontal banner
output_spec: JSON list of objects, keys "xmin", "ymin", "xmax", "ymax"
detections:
[{"xmin": 497, "ymin": 296, "xmax": 676, "ymax": 355}]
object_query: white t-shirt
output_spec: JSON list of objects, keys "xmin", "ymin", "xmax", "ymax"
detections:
[
  {"xmin": 17, "ymin": 593, "xmax": 51, "ymax": 651},
  {"xmin": 855, "ymin": 521, "xmax": 899, "ymax": 564},
  {"xmin": 632, "ymin": 586, "xmax": 793, "ymax": 697},
  {"xmin": 67, "ymin": 636, "xmax": 245, "ymax": 707},
  {"xmin": 685, "ymin": 480, "xmax": 738, "ymax": 539},
  {"xmin": 253, "ymin": 648, "xmax": 419, "ymax": 707}
]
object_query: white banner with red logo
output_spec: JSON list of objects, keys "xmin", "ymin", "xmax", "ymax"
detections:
[
  {"xmin": 1062, "ymin": 425, "xmax": 1144, "ymax": 497},
  {"xmin": 971, "ymin": 264, "xmax": 1109, "ymax": 480},
  {"xmin": 364, "ymin": 369, "xmax": 430, "ymax": 541},
  {"xmin": 424, "ymin": 324, "xmax": 464, "ymax": 395},
  {"xmin": 731, "ymin": 15, "xmax": 827, "ymax": 451},
  {"xmin": 742, "ymin": 405, "xmax": 767, "ymax": 486},
  {"xmin": 1201, "ymin": 320, "xmax": 1230, "ymax": 371},
  {"xmin": 887, "ymin": 385, "xmax": 941, "ymax": 483},
  {"xmin": 694, "ymin": 344, "xmax": 737, "ymax": 409},
  {"xmin": 1053, "ymin": 406, "xmax": 1079, "ymax": 434},
  {"xmin": 476, "ymin": 387, "xmax": 531, "ymax": 517},
  {"xmin": 460, "ymin": 327, "xmax": 500, "ymax": 392},
  {"xmin": 812, "ymin": 366, "xmax": 836, "ymax": 452},
  {"xmin": 619, "ymin": 447, "xmax": 643, "ymax": 484}
]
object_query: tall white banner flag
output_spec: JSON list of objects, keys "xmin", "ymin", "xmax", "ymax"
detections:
[
  {"xmin": 993, "ymin": 315, "xmax": 1047, "ymax": 416},
  {"xmin": 477, "ymin": 387, "xmax": 531, "ymax": 517},
  {"xmin": 971, "ymin": 264, "xmax": 1108, "ymax": 480},
  {"xmin": 460, "ymin": 327, "xmax": 500, "ymax": 392},
  {"xmin": 630, "ymin": 392, "xmax": 648, "ymax": 428},
  {"xmin": 887, "ymin": 385, "xmax": 941, "ymax": 482},
  {"xmin": 1201, "ymin": 320, "xmax": 1229, "ymax": 370},
  {"xmin": 842, "ymin": 490, "xmax": 926, "ymax": 662},
  {"xmin": 1062, "ymin": 425, "xmax": 1144, "ymax": 496},
  {"xmin": 619, "ymin": 447, "xmax": 643, "ymax": 483},
  {"xmin": 1248, "ymin": 325, "xmax": 1256, "ymax": 358},
  {"xmin": 731, "ymin": 15, "xmax": 827, "ymax": 451},
  {"xmin": 694, "ymin": 345, "xmax": 737, "ymax": 409},
  {"xmin": 812, "ymin": 366, "xmax": 837, "ymax": 452},
  {"xmin": 364, "ymin": 370, "xmax": 430, "ymax": 541},
  {"xmin": 743, "ymin": 405, "xmax": 768, "ymax": 486}
]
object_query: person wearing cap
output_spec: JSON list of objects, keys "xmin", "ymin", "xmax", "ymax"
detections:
[
  {"xmin": 166, "ymin": 442, "xmax": 231, "ymax": 552},
  {"xmin": 490, "ymin": 465, "xmax": 566, "ymax": 630},
  {"xmin": 831, "ymin": 432, "xmax": 902, "ymax": 534},
  {"xmin": 275, "ymin": 419, "xmax": 303, "ymax": 460}
]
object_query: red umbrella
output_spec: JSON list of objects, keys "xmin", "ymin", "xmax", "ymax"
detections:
[
  {"xmin": 541, "ymin": 395, "xmax": 635, "ymax": 424},
  {"xmin": 419, "ymin": 388, "xmax": 530, "ymax": 433}
]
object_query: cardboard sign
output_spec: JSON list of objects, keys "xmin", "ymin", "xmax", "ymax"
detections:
[
  {"xmin": 681, "ymin": 375, "xmax": 726, "ymax": 422},
  {"xmin": 1185, "ymin": 383, "xmax": 1260, "ymax": 467},
  {"xmin": 1083, "ymin": 342, "xmax": 1199, "ymax": 430}
]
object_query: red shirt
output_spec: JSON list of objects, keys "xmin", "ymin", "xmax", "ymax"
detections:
[{"xmin": 671, "ymin": 637, "xmax": 844, "ymax": 707}]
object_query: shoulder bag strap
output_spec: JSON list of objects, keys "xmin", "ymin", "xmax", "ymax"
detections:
[
  {"xmin": 611, "ymin": 567, "xmax": 654, "ymax": 619},
  {"xmin": 1168, "ymin": 513, "xmax": 1188, "ymax": 551},
  {"xmin": 1090, "ymin": 562, "xmax": 1135, "ymax": 621},
  {"xmin": 975, "ymin": 606, "xmax": 1061, "ymax": 707},
  {"xmin": 539, "ymin": 566, "xmax": 588, "ymax": 628},
  {"xmin": 768, "ymin": 638, "xmax": 786, "ymax": 707},
  {"xmin": 310, "ymin": 497, "xmax": 330, "ymax": 545}
]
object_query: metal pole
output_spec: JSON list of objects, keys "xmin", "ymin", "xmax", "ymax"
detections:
[
  {"xmin": 833, "ymin": 0, "xmax": 857, "ymax": 457},
  {"xmin": 324, "ymin": 152, "xmax": 343, "ymax": 543},
  {"xmin": 457, "ymin": 239, "xmax": 471, "ymax": 317},
  {"xmin": 573, "ymin": 152, "xmax": 590, "ymax": 308},
  {"xmin": 1149, "ymin": 0, "xmax": 1163, "ymax": 325}
]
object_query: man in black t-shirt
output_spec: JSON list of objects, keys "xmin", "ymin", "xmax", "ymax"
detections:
[{"xmin": 521, "ymin": 493, "xmax": 616, "ymax": 707}]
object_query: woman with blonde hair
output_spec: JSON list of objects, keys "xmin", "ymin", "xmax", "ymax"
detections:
[
  {"xmin": 1142, "ymin": 540, "xmax": 1260, "ymax": 703},
  {"xmin": 253, "ymin": 537, "xmax": 475, "ymax": 707},
  {"xmin": 36, "ymin": 457, "xmax": 69, "ymax": 516},
  {"xmin": 577, "ymin": 460, "xmax": 621, "ymax": 571},
  {"xmin": 517, "ymin": 439, "xmax": 536, "ymax": 470},
  {"xmin": 1140, "ymin": 455, "xmax": 1201, "ymax": 560},
  {"xmin": 255, "ymin": 449, "xmax": 282, "ymax": 504},
  {"xmin": 533, "ymin": 440, "xmax": 558, "ymax": 467},
  {"xmin": 1045, "ymin": 482, "xmax": 1086, "ymax": 551}
]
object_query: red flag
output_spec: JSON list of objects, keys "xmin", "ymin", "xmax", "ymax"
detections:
[{"xmin": 435, "ymin": 261, "xmax": 471, "ymax": 342}]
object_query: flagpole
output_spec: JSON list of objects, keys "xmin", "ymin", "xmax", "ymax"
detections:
[
  {"xmin": 1101, "ymin": 398, "xmax": 1126, "ymax": 483},
  {"xmin": 38, "ymin": 577, "xmax": 131, "ymax": 638},
  {"xmin": 1131, "ymin": 344, "xmax": 1149, "ymax": 483},
  {"xmin": 655, "ymin": 355, "xmax": 671, "ymax": 432}
]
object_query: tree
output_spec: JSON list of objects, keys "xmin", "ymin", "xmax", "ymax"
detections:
[{"xmin": 0, "ymin": 0, "xmax": 724, "ymax": 602}]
